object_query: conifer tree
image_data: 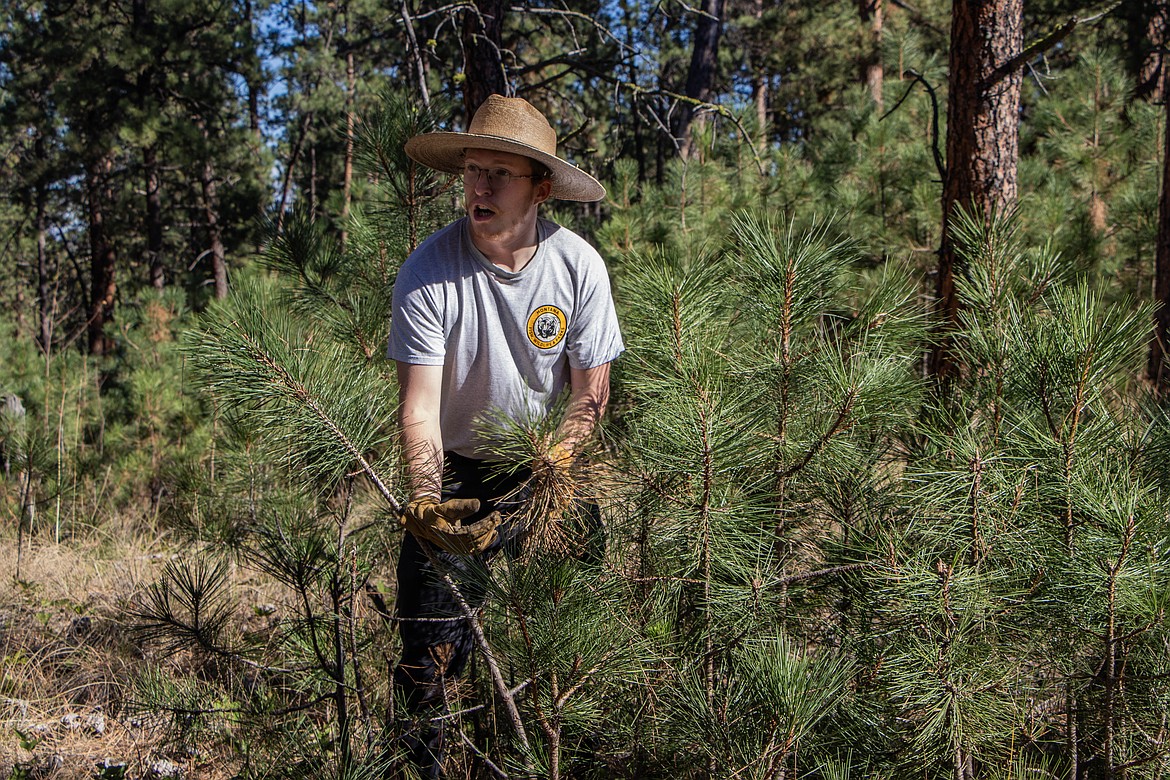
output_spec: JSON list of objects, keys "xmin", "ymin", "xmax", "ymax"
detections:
[
  {"xmin": 137, "ymin": 94, "xmax": 456, "ymax": 777},
  {"xmin": 856, "ymin": 211, "xmax": 1170, "ymax": 779}
]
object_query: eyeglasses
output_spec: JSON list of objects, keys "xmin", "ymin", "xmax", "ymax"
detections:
[{"xmin": 461, "ymin": 163, "xmax": 538, "ymax": 189}]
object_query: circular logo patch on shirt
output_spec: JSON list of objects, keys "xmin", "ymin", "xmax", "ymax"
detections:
[{"xmin": 527, "ymin": 305, "xmax": 568, "ymax": 349}]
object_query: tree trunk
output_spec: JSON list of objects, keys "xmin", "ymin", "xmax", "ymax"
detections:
[
  {"xmin": 750, "ymin": 0, "xmax": 769, "ymax": 152},
  {"xmin": 35, "ymin": 138, "xmax": 53, "ymax": 353},
  {"xmin": 199, "ymin": 123, "xmax": 228, "ymax": 300},
  {"xmin": 145, "ymin": 144, "xmax": 165, "ymax": 290},
  {"xmin": 617, "ymin": 0, "xmax": 648, "ymax": 180},
  {"xmin": 1149, "ymin": 56, "xmax": 1170, "ymax": 393},
  {"xmin": 243, "ymin": 0, "xmax": 262, "ymax": 134},
  {"xmin": 309, "ymin": 145, "xmax": 318, "ymax": 216},
  {"xmin": 1131, "ymin": 0, "xmax": 1166, "ymax": 102},
  {"xmin": 276, "ymin": 112, "xmax": 313, "ymax": 232},
  {"xmin": 675, "ymin": 0, "xmax": 725, "ymax": 160},
  {"xmin": 86, "ymin": 154, "xmax": 117, "ymax": 357},
  {"xmin": 859, "ymin": 0, "xmax": 884, "ymax": 106},
  {"xmin": 341, "ymin": 24, "xmax": 355, "ymax": 248},
  {"xmin": 928, "ymin": 0, "xmax": 1023, "ymax": 384},
  {"xmin": 461, "ymin": 0, "xmax": 508, "ymax": 119}
]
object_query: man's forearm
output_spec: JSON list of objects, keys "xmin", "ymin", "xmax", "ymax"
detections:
[
  {"xmin": 397, "ymin": 361, "xmax": 445, "ymax": 500},
  {"xmin": 554, "ymin": 363, "xmax": 611, "ymax": 456},
  {"xmin": 400, "ymin": 415, "xmax": 444, "ymax": 500}
]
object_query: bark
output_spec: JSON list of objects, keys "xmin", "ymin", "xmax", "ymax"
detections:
[
  {"xmin": 928, "ymin": 0, "xmax": 1023, "ymax": 384},
  {"xmin": 400, "ymin": 0, "xmax": 430, "ymax": 107},
  {"xmin": 243, "ymin": 0, "xmax": 261, "ymax": 134},
  {"xmin": 1131, "ymin": 0, "xmax": 1166, "ymax": 102},
  {"xmin": 675, "ymin": 0, "xmax": 725, "ymax": 160},
  {"xmin": 145, "ymin": 145, "xmax": 164, "ymax": 290},
  {"xmin": 86, "ymin": 154, "xmax": 117, "ymax": 357},
  {"xmin": 461, "ymin": 0, "xmax": 508, "ymax": 119},
  {"xmin": 276, "ymin": 112, "xmax": 313, "ymax": 232},
  {"xmin": 1149, "ymin": 59, "xmax": 1170, "ymax": 393},
  {"xmin": 341, "ymin": 30, "xmax": 355, "ymax": 248},
  {"xmin": 620, "ymin": 0, "xmax": 647, "ymax": 180},
  {"xmin": 131, "ymin": 0, "xmax": 164, "ymax": 290},
  {"xmin": 750, "ymin": 0, "xmax": 768, "ymax": 152},
  {"xmin": 14, "ymin": 273, "xmax": 26, "ymax": 338},
  {"xmin": 199, "ymin": 122, "xmax": 228, "ymax": 300},
  {"xmin": 753, "ymin": 75, "xmax": 768, "ymax": 152},
  {"xmin": 309, "ymin": 145, "xmax": 318, "ymax": 216},
  {"xmin": 35, "ymin": 137, "xmax": 52, "ymax": 352},
  {"xmin": 859, "ymin": 0, "xmax": 884, "ymax": 106}
]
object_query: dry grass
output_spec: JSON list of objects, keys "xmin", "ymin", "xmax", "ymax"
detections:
[{"xmin": 0, "ymin": 526, "xmax": 245, "ymax": 780}]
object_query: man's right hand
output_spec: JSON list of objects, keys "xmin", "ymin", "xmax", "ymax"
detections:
[{"xmin": 402, "ymin": 497, "xmax": 500, "ymax": 555}]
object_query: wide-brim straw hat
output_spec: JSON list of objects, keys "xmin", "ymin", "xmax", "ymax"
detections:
[{"xmin": 405, "ymin": 95, "xmax": 606, "ymax": 202}]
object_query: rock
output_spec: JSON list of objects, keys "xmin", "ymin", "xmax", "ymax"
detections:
[
  {"xmin": 148, "ymin": 758, "xmax": 185, "ymax": 779},
  {"xmin": 84, "ymin": 711, "xmax": 106, "ymax": 734},
  {"xmin": 94, "ymin": 758, "xmax": 128, "ymax": 778},
  {"xmin": 2, "ymin": 697, "xmax": 30, "ymax": 719}
]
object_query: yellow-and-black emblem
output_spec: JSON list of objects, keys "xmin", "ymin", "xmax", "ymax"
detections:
[{"xmin": 527, "ymin": 305, "xmax": 568, "ymax": 349}]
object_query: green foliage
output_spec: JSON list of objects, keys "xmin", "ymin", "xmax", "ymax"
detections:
[
  {"xmin": 130, "ymin": 90, "xmax": 453, "ymax": 776},
  {"xmin": 186, "ymin": 277, "xmax": 397, "ymax": 489},
  {"xmin": 857, "ymin": 212, "xmax": 1170, "ymax": 778},
  {"xmin": 1014, "ymin": 54, "xmax": 1148, "ymax": 313},
  {"xmin": 2, "ymin": 1, "xmax": 1169, "ymax": 775},
  {"xmin": 0, "ymin": 289, "xmax": 211, "ymax": 549}
]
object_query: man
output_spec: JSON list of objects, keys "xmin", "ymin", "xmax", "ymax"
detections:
[{"xmin": 388, "ymin": 94, "xmax": 623, "ymax": 775}]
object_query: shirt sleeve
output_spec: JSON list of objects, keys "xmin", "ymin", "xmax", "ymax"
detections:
[
  {"xmin": 565, "ymin": 249, "xmax": 625, "ymax": 370},
  {"xmin": 389, "ymin": 265, "xmax": 447, "ymax": 366}
]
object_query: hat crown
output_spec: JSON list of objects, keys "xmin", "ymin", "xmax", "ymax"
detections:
[
  {"xmin": 403, "ymin": 94, "xmax": 605, "ymax": 201},
  {"xmin": 468, "ymin": 95, "xmax": 557, "ymax": 158}
]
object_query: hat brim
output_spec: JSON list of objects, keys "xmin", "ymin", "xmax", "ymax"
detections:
[{"xmin": 405, "ymin": 132, "xmax": 606, "ymax": 203}]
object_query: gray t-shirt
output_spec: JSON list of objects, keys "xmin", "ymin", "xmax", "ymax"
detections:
[{"xmin": 390, "ymin": 217, "xmax": 624, "ymax": 459}]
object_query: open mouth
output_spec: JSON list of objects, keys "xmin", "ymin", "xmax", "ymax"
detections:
[{"xmin": 471, "ymin": 205, "xmax": 495, "ymax": 220}]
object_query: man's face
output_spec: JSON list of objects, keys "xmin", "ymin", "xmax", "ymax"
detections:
[{"xmin": 461, "ymin": 149, "xmax": 551, "ymax": 247}]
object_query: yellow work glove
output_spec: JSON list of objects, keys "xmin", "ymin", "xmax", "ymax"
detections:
[{"xmin": 402, "ymin": 497, "xmax": 500, "ymax": 556}]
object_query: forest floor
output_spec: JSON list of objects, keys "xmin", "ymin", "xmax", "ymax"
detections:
[{"xmin": 0, "ymin": 522, "xmax": 249, "ymax": 780}]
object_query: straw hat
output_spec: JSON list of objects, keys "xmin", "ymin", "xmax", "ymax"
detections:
[{"xmin": 405, "ymin": 95, "xmax": 606, "ymax": 202}]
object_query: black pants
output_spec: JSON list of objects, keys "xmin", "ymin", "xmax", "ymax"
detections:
[
  {"xmin": 392, "ymin": 452, "xmax": 604, "ymax": 776},
  {"xmin": 392, "ymin": 453, "xmax": 528, "ymax": 777}
]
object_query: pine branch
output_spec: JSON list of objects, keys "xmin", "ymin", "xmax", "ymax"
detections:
[
  {"xmin": 987, "ymin": 3, "xmax": 1121, "ymax": 86},
  {"xmin": 234, "ymin": 328, "xmax": 401, "ymax": 513},
  {"xmin": 418, "ymin": 539, "xmax": 534, "ymax": 753},
  {"xmin": 884, "ymin": 70, "xmax": 944, "ymax": 184},
  {"xmin": 779, "ymin": 387, "xmax": 858, "ymax": 479}
]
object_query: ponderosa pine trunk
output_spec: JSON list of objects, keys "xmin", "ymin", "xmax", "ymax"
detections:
[
  {"xmin": 1131, "ymin": 0, "xmax": 1166, "ymax": 102},
  {"xmin": 675, "ymin": 0, "xmax": 725, "ymax": 160},
  {"xmin": 341, "ymin": 0, "xmax": 355, "ymax": 249},
  {"xmin": 35, "ymin": 136, "xmax": 52, "ymax": 352},
  {"xmin": 202, "ymin": 156, "xmax": 228, "ymax": 301},
  {"xmin": 198, "ymin": 121, "xmax": 228, "ymax": 300},
  {"xmin": 243, "ymin": 0, "xmax": 261, "ymax": 135},
  {"xmin": 145, "ymin": 144, "xmax": 164, "ymax": 290},
  {"xmin": 859, "ymin": 0, "xmax": 884, "ymax": 106},
  {"xmin": 86, "ymin": 154, "xmax": 117, "ymax": 357},
  {"xmin": 929, "ymin": 0, "xmax": 1023, "ymax": 384},
  {"xmin": 750, "ymin": 0, "xmax": 769, "ymax": 152},
  {"xmin": 461, "ymin": 0, "xmax": 508, "ymax": 119},
  {"xmin": 1149, "ymin": 52, "xmax": 1170, "ymax": 393}
]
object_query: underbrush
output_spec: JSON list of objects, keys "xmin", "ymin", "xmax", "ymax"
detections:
[{"xmin": 0, "ymin": 521, "xmax": 343, "ymax": 780}]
